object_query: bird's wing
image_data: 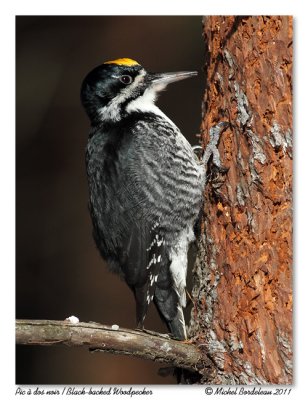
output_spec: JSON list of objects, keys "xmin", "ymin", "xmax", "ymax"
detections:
[
  {"xmin": 88, "ymin": 116, "xmax": 203, "ymax": 331},
  {"xmin": 115, "ymin": 117, "xmax": 201, "ymax": 327}
]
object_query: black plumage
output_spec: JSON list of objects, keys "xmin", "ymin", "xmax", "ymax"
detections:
[{"xmin": 81, "ymin": 59, "xmax": 205, "ymax": 339}]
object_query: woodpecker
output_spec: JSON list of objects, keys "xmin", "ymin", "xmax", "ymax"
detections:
[{"xmin": 81, "ymin": 58, "xmax": 206, "ymax": 340}]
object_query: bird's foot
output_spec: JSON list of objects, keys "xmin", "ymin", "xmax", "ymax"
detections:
[{"xmin": 192, "ymin": 145, "xmax": 203, "ymax": 159}]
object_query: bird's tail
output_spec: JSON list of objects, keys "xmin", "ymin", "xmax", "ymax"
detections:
[
  {"xmin": 154, "ymin": 285, "xmax": 187, "ymax": 340},
  {"xmin": 153, "ymin": 259, "xmax": 187, "ymax": 340},
  {"xmin": 167, "ymin": 304, "xmax": 187, "ymax": 340}
]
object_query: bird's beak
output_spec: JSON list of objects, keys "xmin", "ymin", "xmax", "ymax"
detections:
[{"xmin": 147, "ymin": 71, "xmax": 198, "ymax": 89}]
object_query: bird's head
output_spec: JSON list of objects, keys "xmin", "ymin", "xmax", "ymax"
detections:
[{"xmin": 81, "ymin": 58, "xmax": 197, "ymax": 125}]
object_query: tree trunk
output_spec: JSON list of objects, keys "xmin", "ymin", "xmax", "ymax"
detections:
[{"xmin": 189, "ymin": 16, "xmax": 293, "ymax": 384}]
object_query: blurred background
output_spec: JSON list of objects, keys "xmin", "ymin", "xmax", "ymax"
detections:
[{"xmin": 16, "ymin": 16, "xmax": 204, "ymax": 384}]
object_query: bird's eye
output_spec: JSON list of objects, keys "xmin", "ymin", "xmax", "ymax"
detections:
[{"xmin": 119, "ymin": 75, "xmax": 133, "ymax": 85}]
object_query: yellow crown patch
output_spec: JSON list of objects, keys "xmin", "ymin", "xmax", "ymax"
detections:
[{"xmin": 104, "ymin": 58, "xmax": 140, "ymax": 67}]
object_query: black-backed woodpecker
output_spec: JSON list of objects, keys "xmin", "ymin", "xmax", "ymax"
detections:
[{"xmin": 81, "ymin": 58, "xmax": 205, "ymax": 340}]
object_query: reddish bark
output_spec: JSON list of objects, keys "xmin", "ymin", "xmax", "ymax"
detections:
[{"xmin": 189, "ymin": 16, "xmax": 292, "ymax": 384}]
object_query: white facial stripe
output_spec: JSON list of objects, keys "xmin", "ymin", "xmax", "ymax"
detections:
[{"xmin": 99, "ymin": 69, "xmax": 146, "ymax": 122}]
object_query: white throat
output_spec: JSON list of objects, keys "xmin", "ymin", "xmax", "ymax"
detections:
[{"xmin": 126, "ymin": 87, "xmax": 177, "ymax": 128}]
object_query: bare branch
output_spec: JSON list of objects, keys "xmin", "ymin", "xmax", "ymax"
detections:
[{"xmin": 16, "ymin": 319, "xmax": 203, "ymax": 371}]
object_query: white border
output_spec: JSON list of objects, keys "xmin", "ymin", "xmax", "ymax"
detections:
[{"xmin": 0, "ymin": 0, "xmax": 295, "ymax": 15}]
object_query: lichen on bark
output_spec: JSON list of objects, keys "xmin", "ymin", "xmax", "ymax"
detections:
[{"xmin": 189, "ymin": 16, "xmax": 292, "ymax": 385}]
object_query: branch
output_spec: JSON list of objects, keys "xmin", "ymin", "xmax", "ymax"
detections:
[{"xmin": 16, "ymin": 319, "xmax": 202, "ymax": 371}]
